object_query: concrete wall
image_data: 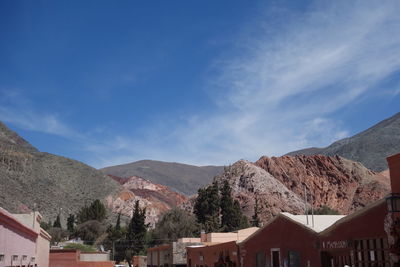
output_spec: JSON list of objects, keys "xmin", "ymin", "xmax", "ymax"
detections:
[
  {"xmin": 172, "ymin": 242, "xmax": 203, "ymax": 265},
  {"xmin": 0, "ymin": 208, "xmax": 38, "ymax": 267},
  {"xmin": 37, "ymin": 229, "xmax": 51, "ymax": 267},
  {"xmin": 80, "ymin": 252, "xmax": 110, "ymax": 261}
]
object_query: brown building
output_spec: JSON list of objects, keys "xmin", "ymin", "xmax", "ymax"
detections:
[{"xmin": 239, "ymin": 214, "xmax": 343, "ymax": 267}]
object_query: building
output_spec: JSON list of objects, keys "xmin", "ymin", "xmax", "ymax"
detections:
[
  {"xmin": 147, "ymin": 244, "xmax": 172, "ymax": 267},
  {"xmin": 187, "ymin": 241, "xmax": 239, "ymax": 267},
  {"xmin": 49, "ymin": 249, "xmax": 114, "ymax": 267},
  {"xmin": 12, "ymin": 212, "xmax": 52, "ymax": 267},
  {"xmin": 0, "ymin": 209, "xmax": 51, "ymax": 267},
  {"xmin": 132, "ymin": 256, "xmax": 147, "ymax": 267},
  {"xmin": 316, "ymin": 153, "xmax": 400, "ymax": 266},
  {"xmin": 148, "ymin": 229, "xmax": 259, "ymax": 267},
  {"xmin": 239, "ymin": 214, "xmax": 343, "ymax": 267},
  {"xmin": 185, "ymin": 228, "xmax": 260, "ymax": 267}
]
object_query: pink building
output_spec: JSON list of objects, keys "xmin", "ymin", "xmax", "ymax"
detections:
[{"xmin": 0, "ymin": 208, "xmax": 51, "ymax": 267}]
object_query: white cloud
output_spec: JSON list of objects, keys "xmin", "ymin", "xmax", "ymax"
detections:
[
  {"xmin": 0, "ymin": 89, "xmax": 82, "ymax": 140},
  {"xmin": 2, "ymin": 1, "xmax": 400, "ymax": 168}
]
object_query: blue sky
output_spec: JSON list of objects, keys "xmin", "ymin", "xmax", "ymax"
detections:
[{"xmin": 1, "ymin": 0, "xmax": 399, "ymax": 168}]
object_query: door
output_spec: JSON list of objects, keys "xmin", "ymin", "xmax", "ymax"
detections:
[{"xmin": 272, "ymin": 250, "xmax": 280, "ymax": 267}]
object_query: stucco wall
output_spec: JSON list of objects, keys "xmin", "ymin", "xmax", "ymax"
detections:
[
  {"xmin": 240, "ymin": 216, "xmax": 320, "ymax": 267},
  {"xmin": 36, "ymin": 230, "xmax": 51, "ymax": 267},
  {"xmin": 0, "ymin": 211, "xmax": 37, "ymax": 267}
]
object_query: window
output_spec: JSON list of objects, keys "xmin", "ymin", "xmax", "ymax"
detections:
[
  {"xmin": 12, "ymin": 255, "xmax": 18, "ymax": 261},
  {"xmin": 256, "ymin": 251, "xmax": 265, "ymax": 267},
  {"xmin": 31, "ymin": 257, "xmax": 35, "ymax": 263},
  {"xmin": 23, "ymin": 256, "xmax": 28, "ymax": 261},
  {"xmin": 0, "ymin": 254, "xmax": 5, "ymax": 262}
]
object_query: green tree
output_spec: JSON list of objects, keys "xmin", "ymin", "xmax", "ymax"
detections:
[
  {"xmin": 75, "ymin": 220, "xmax": 106, "ymax": 244},
  {"xmin": 251, "ymin": 197, "xmax": 261, "ymax": 227},
  {"xmin": 67, "ymin": 214, "xmax": 76, "ymax": 233},
  {"xmin": 115, "ymin": 212, "xmax": 121, "ymax": 231},
  {"xmin": 311, "ymin": 205, "xmax": 340, "ymax": 215},
  {"xmin": 193, "ymin": 181, "xmax": 220, "ymax": 232},
  {"xmin": 220, "ymin": 180, "xmax": 236, "ymax": 231},
  {"xmin": 77, "ymin": 199, "xmax": 107, "ymax": 223},
  {"xmin": 125, "ymin": 200, "xmax": 148, "ymax": 266},
  {"xmin": 40, "ymin": 220, "xmax": 52, "ymax": 231},
  {"xmin": 219, "ymin": 180, "xmax": 249, "ymax": 232},
  {"xmin": 151, "ymin": 207, "xmax": 199, "ymax": 245},
  {"xmin": 53, "ymin": 214, "xmax": 61, "ymax": 228}
]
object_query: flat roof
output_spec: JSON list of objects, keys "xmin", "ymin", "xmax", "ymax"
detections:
[{"xmin": 281, "ymin": 213, "xmax": 345, "ymax": 233}]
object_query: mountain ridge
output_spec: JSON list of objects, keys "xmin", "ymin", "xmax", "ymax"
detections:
[
  {"xmin": 100, "ymin": 159, "xmax": 224, "ymax": 195},
  {"xmin": 286, "ymin": 112, "xmax": 400, "ymax": 171}
]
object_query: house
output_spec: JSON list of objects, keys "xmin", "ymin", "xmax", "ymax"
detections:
[
  {"xmin": 238, "ymin": 214, "xmax": 343, "ymax": 267},
  {"xmin": 0, "ymin": 209, "xmax": 51, "ymax": 267},
  {"xmin": 317, "ymin": 152, "xmax": 400, "ymax": 266}
]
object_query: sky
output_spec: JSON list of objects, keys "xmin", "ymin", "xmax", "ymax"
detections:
[{"xmin": 0, "ymin": 0, "xmax": 399, "ymax": 168}]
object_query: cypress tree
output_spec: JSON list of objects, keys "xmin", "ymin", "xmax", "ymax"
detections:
[
  {"xmin": 193, "ymin": 181, "xmax": 220, "ymax": 232},
  {"xmin": 126, "ymin": 201, "xmax": 147, "ymax": 257},
  {"xmin": 251, "ymin": 197, "xmax": 261, "ymax": 227},
  {"xmin": 220, "ymin": 180, "xmax": 235, "ymax": 232},
  {"xmin": 115, "ymin": 212, "xmax": 121, "ymax": 231},
  {"xmin": 53, "ymin": 214, "xmax": 62, "ymax": 228},
  {"xmin": 67, "ymin": 214, "xmax": 75, "ymax": 232}
]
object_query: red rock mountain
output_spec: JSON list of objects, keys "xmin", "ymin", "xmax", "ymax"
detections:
[
  {"xmin": 105, "ymin": 175, "xmax": 188, "ymax": 227},
  {"xmin": 213, "ymin": 155, "xmax": 390, "ymax": 223}
]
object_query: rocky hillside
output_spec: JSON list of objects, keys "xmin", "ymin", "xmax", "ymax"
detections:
[
  {"xmin": 105, "ymin": 175, "xmax": 188, "ymax": 227},
  {"xmin": 101, "ymin": 160, "xmax": 224, "ymax": 195},
  {"xmin": 213, "ymin": 155, "xmax": 389, "ymax": 222},
  {"xmin": 286, "ymin": 112, "xmax": 400, "ymax": 171},
  {"xmin": 0, "ymin": 122, "xmax": 121, "ymax": 221}
]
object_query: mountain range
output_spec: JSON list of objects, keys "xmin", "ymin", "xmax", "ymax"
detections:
[
  {"xmin": 100, "ymin": 160, "xmax": 223, "ymax": 195},
  {"xmin": 286, "ymin": 112, "xmax": 400, "ymax": 171},
  {"xmin": 0, "ymin": 111, "xmax": 398, "ymax": 225}
]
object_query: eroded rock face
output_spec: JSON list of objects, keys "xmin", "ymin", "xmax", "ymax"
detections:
[
  {"xmin": 213, "ymin": 160, "xmax": 306, "ymax": 222},
  {"xmin": 106, "ymin": 175, "xmax": 188, "ymax": 227},
  {"xmin": 255, "ymin": 155, "xmax": 390, "ymax": 214},
  {"xmin": 211, "ymin": 155, "xmax": 390, "ymax": 223}
]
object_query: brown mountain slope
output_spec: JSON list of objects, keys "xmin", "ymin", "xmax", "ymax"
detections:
[
  {"xmin": 105, "ymin": 175, "xmax": 188, "ymax": 226},
  {"xmin": 286, "ymin": 112, "xmax": 400, "ymax": 171},
  {"xmin": 255, "ymin": 155, "xmax": 390, "ymax": 214},
  {"xmin": 0, "ymin": 122, "xmax": 121, "ymax": 222},
  {"xmin": 211, "ymin": 155, "xmax": 389, "ymax": 223},
  {"xmin": 101, "ymin": 160, "xmax": 224, "ymax": 195}
]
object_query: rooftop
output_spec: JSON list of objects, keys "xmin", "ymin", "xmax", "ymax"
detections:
[{"xmin": 281, "ymin": 212, "xmax": 345, "ymax": 233}]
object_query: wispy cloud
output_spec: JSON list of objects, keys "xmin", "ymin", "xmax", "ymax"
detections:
[
  {"xmin": 0, "ymin": 89, "xmax": 82, "ymax": 139},
  {"xmin": 2, "ymin": 1, "xmax": 400, "ymax": 168},
  {"xmin": 91, "ymin": 0, "xmax": 400, "ymax": 167}
]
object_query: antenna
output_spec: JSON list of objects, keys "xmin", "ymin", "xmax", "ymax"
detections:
[
  {"xmin": 311, "ymin": 192, "xmax": 314, "ymax": 228},
  {"xmin": 304, "ymin": 186, "xmax": 309, "ymax": 225}
]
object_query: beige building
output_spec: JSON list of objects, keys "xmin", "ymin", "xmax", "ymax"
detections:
[{"xmin": 147, "ymin": 227, "xmax": 259, "ymax": 267}]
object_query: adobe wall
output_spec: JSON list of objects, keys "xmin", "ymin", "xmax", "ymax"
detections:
[{"xmin": 240, "ymin": 216, "xmax": 320, "ymax": 267}]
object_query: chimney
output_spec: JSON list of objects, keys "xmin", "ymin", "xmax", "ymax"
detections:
[
  {"xmin": 387, "ymin": 153, "xmax": 400, "ymax": 194},
  {"xmin": 200, "ymin": 230, "xmax": 206, "ymax": 242}
]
